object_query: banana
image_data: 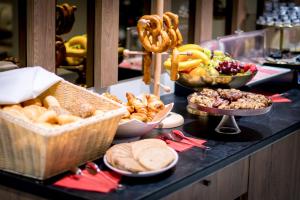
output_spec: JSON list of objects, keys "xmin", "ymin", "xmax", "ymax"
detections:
[
  {"xmin": 177, "ymin": 44, "xmax": 204, "ymax": 52},
  {"xmin": 64, "ymin": 34, "xmax": 87, "ymax": 65},
  {"xmin": 178, "ymin": 49, "xmax": 210, "ymax": 65},
  {"xmin": 68, "ymin": 35, "xmax": 87, "ymax": 49},
  {"xmin": 164, "ymin": 58, "xmax": 203, "ymax": 72},
  {"xmin": 65, "ymin": 57, "xmax": 84, "ymax": 66}
]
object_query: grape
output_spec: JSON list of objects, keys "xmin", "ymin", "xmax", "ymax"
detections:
[{"xmin": 216, "ymin": 61, "xmax": 243, "ymax": 75}]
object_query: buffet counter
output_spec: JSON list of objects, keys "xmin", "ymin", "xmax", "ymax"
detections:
[{"xmin": 0, "ymin": 72, "xmax": 299, "ymax": 200}]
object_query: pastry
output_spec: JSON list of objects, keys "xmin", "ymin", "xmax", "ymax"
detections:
[
  {"xmin": 189, "ymin": 88, "xmax": 272, "ymax": 110},
  {"xmin": 103, "ymin": 92, "xmax": 166, "ymax": 123}
]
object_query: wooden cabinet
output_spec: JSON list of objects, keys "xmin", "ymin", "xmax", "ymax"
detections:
[
  {"xmin": 165, "ymin": 130, "xmax": 300, "ymax": 200},
  {"xmin": 248, "ymin": 130, "xmax": 300, "ymax": 200},
  {"xmin": 164, "ymin": 158, "xmax": 249, "ymax": 200},
  {"xmin": 0, "ymin": 185, "xmax": 46, "ymax": 200}
]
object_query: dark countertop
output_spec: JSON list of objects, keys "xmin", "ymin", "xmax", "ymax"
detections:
[{"xmin": 0, "ymin": 72, "xmax": 300, "ymax": 200}]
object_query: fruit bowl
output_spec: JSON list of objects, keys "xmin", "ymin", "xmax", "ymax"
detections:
[
  {"xmin": 174, "ymin": 71, "xmax": 257, "ymax": 90},
  {"xmin": 164, "ymin": 44, "xmax": 258, "ymax": 90}
]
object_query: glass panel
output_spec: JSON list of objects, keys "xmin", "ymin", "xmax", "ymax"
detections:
[
  {"xmin": 213, "ymin": 0, "xmax": 227, "ymax": 38},
  {"xmin": 118, "ymin": 0, "xmax": 150, "ymax": 81},
  {"xmin": 0, "ymin": 0, "xmax": 20, "ymax": 71},
  {"xmin": 171, "ymin": 0, "xmax": 191, "ymax": 44},
  {"xmin": 55, "ymin": 0, "xmax": 88, "ymax": 87}
]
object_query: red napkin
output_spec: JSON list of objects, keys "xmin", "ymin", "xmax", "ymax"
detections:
[
  {"xmin": 53, "ymin": 169, "xmax": 121, "ymax": 193},
  {"xmin": 250, "ymin": 90, "xmax": 291, "ymax": 103},
  {"xmin": 159, "ymin": 132, "xmax": 206, "ymax": 152},
  {"xmin": 269, "ymin": 94, "xmax": 291, "ymax": 103}
]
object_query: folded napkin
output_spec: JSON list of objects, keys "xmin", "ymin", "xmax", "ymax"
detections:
[
  {"xmin": 53, "ymin": 169, "xmax": 121, "ymax": 193},
  {"xmin": 158, "ymin": 131, "xmax": 207, "ymax": 152},
  {"xmin": 0, "ymin": 66, "xmax": 62, "ymax": 104},
  {"xmin": 269, "ymin": 93, "xmax": 291, "ymax": 103},
  {"xmin": 250, "ymin": 90, "xmax": 291, "ymax": 103}
]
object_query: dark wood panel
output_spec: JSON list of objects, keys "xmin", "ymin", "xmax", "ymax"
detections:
[
  {"xmin": 194, "ymin": 0, "xmax": 213, "ymax": 43},
  {"xmin": 215, "ymin": 158, "xmax": 249, "ymax": 200},
  {"xmin": 0, "ymin": 185, "xmax": 46, "ymax": 200},
  {"xmin": 270, "ymin": 133, "xmax": 298, "ymax": 200},
  {"xmin": 164, "ymin": 173, "xmax": 217, "ymax": 200},
  {"xmin": 248, "ymin": 146, "xmax": 272, "ymax": 200},
  {"xmin": 26, "ymin": 0, "xmax": 55, "ymax": 72},
  {"xmin": 249, "ymin": 130, "xmax": 300, "ymax": 200},
  {"xmin": 164, "ymin": 158, "xmax": 249, "ymax": 200},
  {"xmin": 94, "ymin": 0, "xmax": 119, "ymax": 90},
  {"xmin": 294, "ymin": 132, "xmax": 300, "ymax": 200}
]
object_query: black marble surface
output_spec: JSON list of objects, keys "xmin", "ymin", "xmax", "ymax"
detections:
[{"xmin": 0, "ymin": 73, "xmax": 300, "ymax": 200}]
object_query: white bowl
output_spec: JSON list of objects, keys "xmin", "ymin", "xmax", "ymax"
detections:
[
  {"xmin": 116, "ymin": 103, "xmax": 173, "ymax": 138},
  {"xmin": 103, "ymin": 147, "xmax": 178, "ymax": 177}
]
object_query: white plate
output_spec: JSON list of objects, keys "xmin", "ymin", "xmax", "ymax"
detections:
[
  {"xmin": 103, "ymin": 147, "xmax": 178, "ymax": 177},
  {"xmin": 116, "ymin": 103, "xmax": 174, "ymax": 138}
]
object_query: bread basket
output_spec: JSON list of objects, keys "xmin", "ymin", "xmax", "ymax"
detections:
[{"xmin": 0, "ymin": 80, "xmax": 126, "ymax": 180}]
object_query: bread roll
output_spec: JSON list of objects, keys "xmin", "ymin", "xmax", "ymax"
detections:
[{"xmin": 22, "ymin": 98, "xmax": 42, "ymax": 107}]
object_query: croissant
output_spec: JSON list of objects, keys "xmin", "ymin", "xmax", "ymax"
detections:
[
  {"xmin": 103, "ymin": 93, "xmax": 123, "ymax": 104},
  {"xmin": 126, "ymin": 104, "xmax": 135, "ymax": 114},
  {"xmin": 146, "ymin": 111, "xmax": 157, "ymax": 122},
  {"xmin": 126, "ymin": 92, "xmax": 148, "ymax": 115},
  {"xmin": 146, "ymin": 94, "xmax": 165, "ymax": 112},
  {"xmin": 130, "ymin": 112, "xmax": 148, "ymax": 122}
]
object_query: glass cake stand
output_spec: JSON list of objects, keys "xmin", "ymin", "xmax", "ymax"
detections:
[{"xmin": 187, "ymin": 94, "xmax": 272, "ymax": 134}]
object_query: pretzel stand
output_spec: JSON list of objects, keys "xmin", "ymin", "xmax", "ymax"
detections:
[
  {"xmin": 153, "ymin": 0, "xmax": 164, "ymax": 97},
  {"xmin": 132, "ymin": 0, "xmax": 184, "ymax": 128}
]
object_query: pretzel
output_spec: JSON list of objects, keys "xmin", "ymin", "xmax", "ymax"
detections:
[
  {"xmin": 56, "ymin": 3, "xmax": 76, "ymax": 35},
  {"xmin": 143, "ymin": 52, "xmax": 152, "ymax": 85},
  {"xmin": 137, "ymin": 15, "xmax": 170, "ymax": 53},
  {"xmin": 163, "ymin": 14, "xmax": 178, "ymax": 48},
  {"xmin": 170, "ymin": 47, "xmax": 179, "ymax": 81},
  {"xmin": 55, "ymin": 36, "xmax": 66, "ymax": 67},
  {"xmin": 163, "ymin": 12, "xmax": 182, "ymax": 47},
  {"xmin": 165, "ymin": 12, "xmax": 183, "ymax": 45}
]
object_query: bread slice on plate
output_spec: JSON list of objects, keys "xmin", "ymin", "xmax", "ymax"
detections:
[
  {"xmin": 131, "ymin": 139, "xmax": 167, "ymax": 160},
  {"xmin": 137, "ymin": 146, "xmax": 175, "ymax": 171}
]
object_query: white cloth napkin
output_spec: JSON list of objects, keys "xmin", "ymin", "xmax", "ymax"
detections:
[{"xmin": 0, "ymin": 66, "xmax": 62, "ymax": 105}]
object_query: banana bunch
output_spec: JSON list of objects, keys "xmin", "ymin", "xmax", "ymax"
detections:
[
  {"xmin": 64, "ymin": 34, "xmax": 87, "ymax": 66},
  {"xmin": 164, "ymin": 44, "xmax": 235, "ymax": 79},
  {"xmin": 164, "ymin": 44, "xmax": 211, "ymax": 73}
]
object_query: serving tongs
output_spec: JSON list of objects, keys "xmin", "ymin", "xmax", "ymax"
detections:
[
  {"xmin": 158, "ymin": 130, "xmax": 211, "ymax": 150},
  {"xmin": 70, "ymin": 162, "xmax": 125, "ymax": 191}
]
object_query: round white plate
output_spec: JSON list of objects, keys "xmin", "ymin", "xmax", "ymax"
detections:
[{"xmin": 103, "ymin": 147, "xmax": 178, "ymax": 177}]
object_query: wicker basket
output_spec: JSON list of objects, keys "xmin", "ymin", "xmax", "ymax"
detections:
[{"xmin": 0, "ymin": 80, "xmax": 126, "ymax": 180}]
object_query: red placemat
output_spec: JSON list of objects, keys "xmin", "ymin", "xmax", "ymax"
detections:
[{"xmin": 53, "ymin": 169, "xmax": 121, "ymax": 193}]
